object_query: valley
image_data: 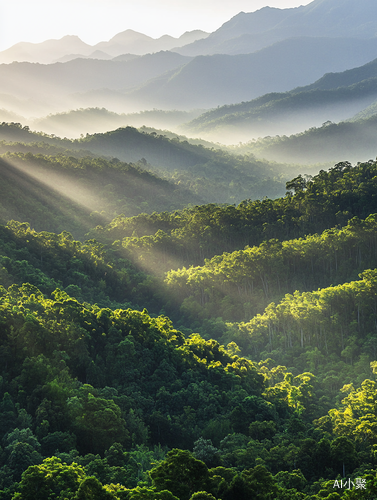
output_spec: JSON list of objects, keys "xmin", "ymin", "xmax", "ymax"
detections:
[{"xmin": 1, "ymin": 1, "xmax": 377, "ymax": 499}]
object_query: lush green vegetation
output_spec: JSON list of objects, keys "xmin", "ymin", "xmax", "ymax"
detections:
[
  {"xmin": 2, "ymin": 281, "xmax": 377, "ymax": 499},
  {"xmin": 0, "ymin": 150, "xmax": 202, "ymax": 238},
  {"xmin": 0, "ymin": 122, "xmax": 317, "ymax": 204},
  {"xmin": 94, "ymin": 159, "xmax": 377, "ymax": 273},
  {"xmin": 2, "ymin": 124, "xmax": 377, "ymax": 498}
]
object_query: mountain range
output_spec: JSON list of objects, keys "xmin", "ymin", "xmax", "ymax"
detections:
[
  {"xmin": 2, "ymin": 35, "xmax": 377, "ymax": 120},
  {"xmin": 1, "ymin": 0, "xmax": 377, "ymax": 147},
  {"xmin": 183, "ymin": 57, "xmax": 377, "ymax": 142},
  {"xmin": 176, "ymin": 0, "xmax": 377, "ymax": 56},
  {"xmin": 1, "ymin": 0, "xmax": 377, "ymax": 124},
  {"xmin": 0, "ymin": 30, "xmax": 208, "ymax": 64}
]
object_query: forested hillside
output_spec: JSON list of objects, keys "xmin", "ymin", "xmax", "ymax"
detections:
[
  {"xmin": 186, "ymin": 77, "xmax": 377, "ymax": 140},
  {"xmin": 1, "ymin": 151, "xmax": 377, "ymax": 497},
  {"xmin": 0, "ymin": 151, "xmax": 202, "ymax": 238},
  {"xmin": 240, "ymin": 115, "xmax": 377, "ymax": 164},
  {"xmin": 4, "ymin": 0, "xmax": 377, "ymax": 495},
  {"xmin": 0, "ymin": 122, "xmax": 314, "ymax": 205},
  {"xmin": 30, "ymin": 108, "xmax": 201, "ymax": 139},
  {"xmin": 94, "ymin": 160, "xmax": 377, "ymax": 271}
]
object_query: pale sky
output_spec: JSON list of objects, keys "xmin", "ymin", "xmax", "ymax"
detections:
[{"xmin": 0, "ymin": 0, "xmax": 314, "ymax": 51}]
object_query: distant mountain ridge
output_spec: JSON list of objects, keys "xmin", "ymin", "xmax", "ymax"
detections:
[
  {"xmin": 175, "ymin": 0, "xmax": 377, "ymax": 56},
  {"xmin": 183, "ymin": 56, "xmax": 377, "ymax": 141},
  {"xmin": 0, "ymin": 30, "xmax": 209, "ymax": 64},
  {"xmin": 2, "ymin": 0, "xmax": 377, "ymax": 128},
  {"xmin": 0, "ymin": 51, "xmax": 193, "ymax": 115},
  {"xmin": 124, "ymin": 37, "xmax": 377, "ymax": 110}
]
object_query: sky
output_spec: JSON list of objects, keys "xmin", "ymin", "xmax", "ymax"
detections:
[{"xmin": 0, "ymin": 0, "xmax": 313, "ymax": 51}]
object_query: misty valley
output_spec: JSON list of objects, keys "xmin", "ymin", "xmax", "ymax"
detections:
[{"xmin": 3, "ymin": 0, "xmax": 377, "ymax": 499}]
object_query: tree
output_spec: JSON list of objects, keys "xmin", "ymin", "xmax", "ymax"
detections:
[
  {"xmin": 73, "ymin": 477, "xmax": 115, "ymax": 499},
  {"xmin": 150, "ymin": 449, "xmax": 210, "ymax": 500},
  {"xmin": 69, "ymin": 391, "xmax": 129, "ymax": 455},
  {"xmin": 12, "ymin": 457, "xmax": 85, "ymax": 500},
  {"xmin": 189, "ymin": 493, "xmax": 216, "ymax": 500}
]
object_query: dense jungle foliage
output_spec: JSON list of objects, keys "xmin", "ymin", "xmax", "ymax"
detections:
[
  {"xmin": 2, "ymin": 125, "xmax": 377, "ymax": 498},
  {"xmin": 93, "ymin": 159, "xmax": 377, "ymax": 272}
]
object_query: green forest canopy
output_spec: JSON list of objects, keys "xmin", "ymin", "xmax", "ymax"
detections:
[{"xmin": 1, "ymin": 130, "xmax": 377, "ymax": 497}]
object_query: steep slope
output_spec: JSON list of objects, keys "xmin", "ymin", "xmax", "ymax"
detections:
[
  {"xmin": 189, "ymin": 56, "xmax": 377, "ymax": 124},
  {"xmin": 127, "ymin": 37, "xmax": 377, "ymax": 110},
  {"xmin": 176, "ymin": 0, "xmax": 377, "ymax": 56},
  {"xmin": 184, "ymin": 77, "xmax": 377, "ymax": 142},
  {"xmin": 181, "ymin": 55, "xmax": 377, "ymax": 142},
  {"xmin": 0, "ymin": 151, "xmax": 202, "ymax": 238}
]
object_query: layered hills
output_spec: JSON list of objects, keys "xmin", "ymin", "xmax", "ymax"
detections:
[
  {"xmin": 0, "ymin": 123, "xmax": 311, "ymax": 209},
  {"xmin": 188, "ymin": 56, "xmax": 377, "ymax": 136},
  {"xmin": 176, "ymin": 0, "xmax": 377, "ymax": 56},
  {"xmin": 3, "ymin": 0, "xmax": 377, "ymax": 118},
  {"xmin": 3, "ymin": 36, "xmax": 377, "ymax": 117},
  {"xmin": 3, "ymin": 1, "xmax": 377, "ymax": 498},
  {"xmin": 0, "ymin": 30, "xmax": 208, "ymax": 64}
]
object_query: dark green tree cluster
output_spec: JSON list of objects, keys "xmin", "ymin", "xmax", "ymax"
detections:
[
  {"xmin": 164, "ymin": 214, "xmax": 377, "ymax": 322},
  {"xmin": 0, "ymin": 281, "xmax": 376, "ymax": 499},
  {"xmin": 95, "ymin": 160, "xmax": 377, "ymax": 275}
]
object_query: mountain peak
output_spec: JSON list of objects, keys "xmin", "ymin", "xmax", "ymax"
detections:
[{"xmin": 108, "ymin": 30, "xmax": 153, "ymax": 43}]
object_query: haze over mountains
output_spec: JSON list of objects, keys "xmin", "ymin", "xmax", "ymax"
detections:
[
  {"xmin": 3, "ymin": 2, "xmax": 377, "ymax": 496},
  {"xmin": 184, "ymin": 57, "xmax": 377, "ymax": 143},
  {"xmin": 176, "ymin": 0, "xmax": 377, "ymax": 56},
  {"xmin": 1, "ymin": 0, "xmax": 377, "ymax": 150},
  {"xmin": 0, "ymin": 30, "xmax": 208, "ymax": 64}
]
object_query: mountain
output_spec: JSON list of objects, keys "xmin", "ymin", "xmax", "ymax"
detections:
[
  {"xmin": 0, "ymin": 51, "xmax": 192, "ymax": 116},
  {"xmin": 0, "ymin": 35, "xmax": 93, "ymax": 64},
  {"xmin": 0, "ymin": 149, "xmax": 202, "ymax": 238},
  {"xmin": 3, "ymin": 1, "xmax": 377, "ymax": 117},
  {"xmin": 184, "ymin": 79, "xmax": 377, "ymax": 142},
  {"xmin": 0, "ymin": 30, "xmax": 208, "ymax": 64},
  {"xmin": 175, "ymin": 6, "xmax": 302, "ymax": 56},
  {"xmin": 31, "ymin": 108, "xmax": 202, "ymax": 139},
  {"xmin": 180, "ymin": 55, "xmax": 377, "ymax": 143},
  {"xmin": 55, "ymin": 50, "xmax": 113, "ymax": 63},
  {"xmin": 175, "ymin": 0, "xmax": 377, "ymax": 56},
  {"xmin": 0, "ymin": 123, "xmax": 310, "ymax": 205},
  {"xmin": 239, "ymin": 113, "xmax": 377, "ymax": 164},
  {"xmin": 93, "ymin": 29, "xmax": 209, "ymax": 57},
  {"xmin": 125, "ymin": 37, "xmax": 377, "ymax": 111}
]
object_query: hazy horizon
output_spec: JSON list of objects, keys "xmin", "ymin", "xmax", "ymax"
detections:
[{"xmin": 0, "ymin": 0, "xmax": 313, "ymax": 51}]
